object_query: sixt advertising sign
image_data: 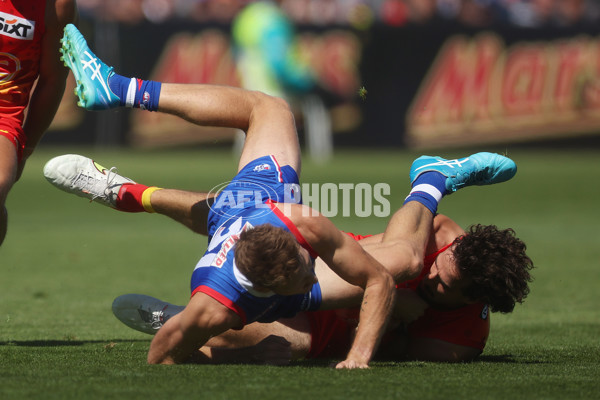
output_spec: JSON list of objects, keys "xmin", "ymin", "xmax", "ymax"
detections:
[{"xmin": 0, "ymin": 11, "xmax": 35, "ymax": 40}]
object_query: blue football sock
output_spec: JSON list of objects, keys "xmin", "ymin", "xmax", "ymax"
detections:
[
  {"xmin": 403, "ymin": 172, "xmax": 447, "ymax": 214},
  {"xmin": 108, "ymin": 73, "xmax": 162, "ymax": 111},
  {"xmin": 107, "ymin": 73, "xmax": 130, "ymax": 107}
]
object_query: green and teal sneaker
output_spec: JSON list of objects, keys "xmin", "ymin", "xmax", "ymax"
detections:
[
  {"xmin": 409, "ymin": 152, "xmax": 517, "ymax": 193},
  {"xmin": 60, "ymin": 24, "xmax": 120, "ymax": 110}
]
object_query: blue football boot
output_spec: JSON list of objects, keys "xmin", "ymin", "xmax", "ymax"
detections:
[
  {"xmin": 409, "ymin": 152, "xmax": 517, "ymax": 193},
  {"xmin": 59, "ymin": 24, "xmax": 121, "ymax": 110}
]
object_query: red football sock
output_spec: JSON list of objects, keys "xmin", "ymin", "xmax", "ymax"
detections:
[{"xmin": 115, "ymin": 183, "xmax": 149, "ymax": 213}]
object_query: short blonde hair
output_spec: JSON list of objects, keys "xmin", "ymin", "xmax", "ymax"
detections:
[{"xmin": 234, "ymin": 224, "xmax": 302, "ymax": 290}]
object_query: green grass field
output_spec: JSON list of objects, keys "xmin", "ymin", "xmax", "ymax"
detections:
[{"xmin": 1, "ymin": 146, "xmax": 599, "ymax": 400}]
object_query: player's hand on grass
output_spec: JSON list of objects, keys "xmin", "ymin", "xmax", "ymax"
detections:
[{"xmin": 334, "ymin": 358, "xmax": 369, "ymax": 369}]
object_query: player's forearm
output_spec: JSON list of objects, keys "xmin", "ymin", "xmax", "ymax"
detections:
[
  {"xmin": 343, "ymin": 277, "xmax": 396, "ymax": 366},
  {"xmin": 147, "ymin": 314, "xmax": 210, "ymax": 364}
]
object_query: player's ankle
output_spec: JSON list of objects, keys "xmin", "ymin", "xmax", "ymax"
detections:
[
  {"xmin": 108, "ymin": 73, "xmax": 161, "ymax": 111},
  {"xmin": 141, "ymin": 186, "xmax": 162, "ymax": 213},
  {"xmin": 115, "ymin": 183, "xmax": 158, "ymax": 213},
  {"xmin": 403, "ymin": 171, "xmax": 447, "ymax": 214},
  {"xmin": 107, "ymin": 73, "xmax": 130, "ymax": 107}
]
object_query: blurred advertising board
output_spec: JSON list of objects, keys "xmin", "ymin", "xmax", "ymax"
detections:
[
  {"xmin": 360, "ymin": 24, "xmax": 600, "ymax": 148},
  {"xmin": 47, "ymin": 20, "xmax": 600, "ymax": 149},
  {"xmin": 405, "ymin": 31, "xmax": 600, "ymax": 148}
]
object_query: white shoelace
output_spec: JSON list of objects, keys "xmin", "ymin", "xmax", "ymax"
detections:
[{"xmin": 70, "ymin": 166, "xmax": 119, "ymax": 202}]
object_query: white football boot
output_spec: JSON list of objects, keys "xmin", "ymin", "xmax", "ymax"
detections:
[
  {"xmin": 112, "ymin": 294, "xmax": 185, "ymax": 335},
  {"xmin": 43, "ymin": 154, "xmax": 134, "ymax": 209}
]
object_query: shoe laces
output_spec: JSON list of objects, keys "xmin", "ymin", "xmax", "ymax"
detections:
[
  {"xmin": 138, "ymin": 306, "xmax": 168, "ymax": 329},
  {"xmin": 456, "ymin": 166, "xmax": 490, "ymax": 187},
  {"xmin": 70, "ymin": 166, "xmax": 119, "ymax": 201},
  {"xmin": 150, "ymin": 311, "xmax": 165, "ymax": 330},
  {"xmin": 104, "ymin": 166, "xmax": 120, "ymax": 193}
]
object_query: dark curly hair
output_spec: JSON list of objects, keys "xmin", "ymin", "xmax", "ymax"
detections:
[
  {"xmin": 234, "ymin": 224, "xmax": 302, "ymax": 290},
  {"xmin": 452, "ymin": 224, "xmax": 534, "ymax": 313}
]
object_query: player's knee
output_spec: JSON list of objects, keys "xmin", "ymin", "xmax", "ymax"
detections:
[
  {"xmin": 253, "ymin": 91, "xmax": 294, "ymax": 121},
  {"xmin": 253, "ymin": 90, "xmax": 291, "ymax": 108}
]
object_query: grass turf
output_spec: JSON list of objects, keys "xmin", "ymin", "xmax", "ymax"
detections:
[{"xmin": 1, "ymin": 146, "xmax": 599, "ymax": 399}]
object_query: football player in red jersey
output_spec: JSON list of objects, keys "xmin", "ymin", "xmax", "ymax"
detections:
[{"xmin": 0, "ymin": 0, "xmax": 78, "ymax": 246}]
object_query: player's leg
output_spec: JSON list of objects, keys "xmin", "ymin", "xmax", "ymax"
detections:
[
  {"xmin": 372, "ymin": 152, "xmax": 518, "ymax": 279},
  {"xmin": 318, "ymin": 153, "xmax": 518, "ymax": 308},
  {"xmin": 0, "ymin": 137, "xmax": 18, "ymax": 246},
  {"xmin": 150, "ymin": 189, "xmax": 214, "ymax": 235},
  {"xmin": 317, "ymin": 196, "xmax": 438, "ymax": 307},
  {"xmin": 366, "ymin": 152, "xmax": 518, "ymax": 278},
  {"xmin": 43, "ymin": 154, "xmax": 213, "ymax": 235},
  {"xmin": 158, "ymin": 84, "xmax": 301, "ymax": 174},
  {"xmin": 60, "ymin": 24, "xmax": 301, "ymax": 175}
]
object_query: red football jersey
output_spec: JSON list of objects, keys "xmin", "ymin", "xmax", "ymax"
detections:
[
  {"xmin": 0, "ymin": 0, "xmax": 46, "ymax": 152},
  {"xmin": 306, "ymin": 233, "xmax": 489, "ymax": 359}
]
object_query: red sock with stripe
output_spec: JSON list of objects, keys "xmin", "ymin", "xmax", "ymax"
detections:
[{"xmin": 115, "ymin": 184, "xmax": 161, "ymax": 213}]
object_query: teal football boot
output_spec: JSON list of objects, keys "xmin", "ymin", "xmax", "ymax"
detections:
[
  {"xmin": 60, "ymin": 24, "xmax": 121, "ymax": 110},
  {"xmin": 409, "ymin": 152, "xmax": 517, "ymax": 193}
]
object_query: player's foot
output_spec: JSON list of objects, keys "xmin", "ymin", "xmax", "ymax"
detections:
[
  {"xmin": 112, "ymin": 294, "xmax": 185, "ymax": 335},
  {"xmin": 60, "ymin": 24, "xmax": 120, "ymax": 110},
  {"xmin": 43, "ymin": 154, "xmax": 135, "ymax": 209},
  {"xmin": 409, "ymin": 152, "xmax": 517, "ymax": 192}
]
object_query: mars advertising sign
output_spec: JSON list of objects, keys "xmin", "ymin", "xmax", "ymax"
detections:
[{"xmin": 406, "ymin": 33, "xmax": 600, "ymax": 147}]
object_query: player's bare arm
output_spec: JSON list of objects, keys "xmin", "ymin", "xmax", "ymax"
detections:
[
  {"xmin": 147, "ymin": 293, "xmax": 242, "ymax": 364},
  {"xmin": 312, "ymin": 204, "xmax": 434, "ymax": 309},
  {"xmin": 285, "ymin": 203, "xmax": 396, "ymax": 369}
]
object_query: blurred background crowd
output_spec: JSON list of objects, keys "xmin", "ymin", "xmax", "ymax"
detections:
[{"xmin": 77, "ymin": 0, "xmax": 600, "ymax": 29}]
